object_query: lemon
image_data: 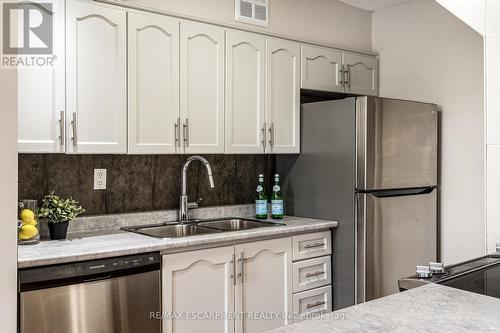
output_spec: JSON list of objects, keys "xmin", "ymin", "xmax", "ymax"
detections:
[
  {"xmin": 22, "ymin": 218, "xmax": 37, "ymax": 226},
  {"xmin": 18, "ymin": 225, "xmax": 38, "ymax": 240},
  {"xmin": 20, "ymin": 209, "xmax": 35, "ymax": 223}
]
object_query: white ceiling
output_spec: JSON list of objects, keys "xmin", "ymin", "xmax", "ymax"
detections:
[{"xmin": 337, "ymin": 0, "xmax": 409, "ymax": 11}]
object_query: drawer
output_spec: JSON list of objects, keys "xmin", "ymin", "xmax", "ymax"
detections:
[
  {"xmin": 292, "ymin": 231, "xmax": 331, "ymax": 261},
  {"xmin": 293, "ymin": 285, "xmax": 332, "ymax": 322},
  {"xmin": 293, "ymin": 255, "xmax": 331, "ymax": 293}
]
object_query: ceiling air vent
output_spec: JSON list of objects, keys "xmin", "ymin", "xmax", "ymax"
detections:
[{"xmin": 235, "ymin": 0, "xmax": 269, "ymax": 27}]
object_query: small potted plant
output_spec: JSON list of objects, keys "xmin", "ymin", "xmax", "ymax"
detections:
[{"xmin": 38, "ymin": 192, "xmax": 85, "ymax": 240}]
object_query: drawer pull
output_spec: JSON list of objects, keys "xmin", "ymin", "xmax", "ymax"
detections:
[
  {"xmin": 304, "ymin": 243, "xmax": 324, "ymax": 249},
  {"xmin": 306, "ymin": 301, "xmax": 326, "ymax": 309},
  {"xmin": 305, "ymin": 271, "xmax": 325, "ymax": 278}
]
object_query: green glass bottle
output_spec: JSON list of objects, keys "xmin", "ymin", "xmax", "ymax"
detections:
[
  {"xmin": 255, "ymin": 174, "xmax": 268, "ymax": 219},
  {"xmin": 271, "ymin": 174, "xmax": 284, "ymax": 219}
]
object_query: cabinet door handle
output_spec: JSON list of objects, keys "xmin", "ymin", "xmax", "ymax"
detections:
[
  {"xmin": 306, "ymin": 300, "xmax": 326, "ymax": 309},
  {"xmin": 175, "ymin": 118, "xmax": 181, "ymax": 148},
  {"xmin": 183, "ymin": 119, "xmax": 189, "ymax": 148},
  {"xmin": 339, "ymin": 65, "xmax": 344, "ymax": 88},
  {"xmin": 305, "ymin": 271, "xmax": 326, "ymax": 278},
  {"xmin": 304, "ymin": 243, "xmax": 325, "ymax": 249},
  {"xmin": 268, "ymin": 122, "xmax": 275, "ymax": 149},
  {"xmin": 261, "ymin": 122, "xmax": 267, "ymax": 151},
  {"xmin": 237, "ymin": 252, "xmax": 245, "ymax": 284},
  {"xmin": 71, "ymin": 112, "xmax": 78, "ymax": 147},
  {"xmin": 230, "ymin": 254, "xmax": 236, "ymax": 286},
  {"xmin": 59, "ymin": 111, "xmax": 65, "ymax": 146},
  {"xmin": 344, "ymin": 68, "xmax": 350, "ymax": 88}
]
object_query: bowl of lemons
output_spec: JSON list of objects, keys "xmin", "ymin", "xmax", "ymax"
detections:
[{"xmin": 18, "ymin": 207, "xmax": 40, "ymax": 245}]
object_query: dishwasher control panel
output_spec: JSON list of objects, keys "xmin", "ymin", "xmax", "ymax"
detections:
[{"xmin": 19, "ymin": 252, "xmax": 161, "ymax": 288}]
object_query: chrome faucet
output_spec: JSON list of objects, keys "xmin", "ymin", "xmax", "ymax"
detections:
[{"xmin": 179, "ymin": 155, "xmax": 215, "ymax": 222}]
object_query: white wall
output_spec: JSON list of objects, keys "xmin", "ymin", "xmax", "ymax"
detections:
[
  {"xmin": 435, "ymin": 0, "xmax": 485, "ymax": 36},
  {"xmin": 0, "ymin": 68, "xmax": 18, "ymax": 330},
  {"xmin": 485, "ymin": 0, "xmax": 500, "ymax": 252},
  {"xmin": 372, "ymin": 0, "xmax": 485, "ymax": 264},
  {"xmin": 114, "ymin": 0, "xmax": 373, "ymax": 51}
]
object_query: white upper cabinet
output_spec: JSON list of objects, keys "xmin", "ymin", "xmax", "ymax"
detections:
[
  {"xmin": 128, "ymin": 12, "xmax": 180, "ymax": 154},
  {"xmin": 235, "ymin": 237, "xmax": 293, "ymax": 333},
  {"xmin": 343, "ymin": 52, "xmax": 378, "ymax": 96},
  {"xmin": 225, "ymin": 30, "xmax": 266, "ymax": 154},
  {"xmin": 162, "ymin": 246, "xmax": 235, "ymax": 333},
  {"xmin": 18, "ymin": 0, "xmax": 65, "ymax": 153},
  {"xmin": 180, "ymin": 20, "xmax": 225, "ymax": 154},
  {"xmin": 301, "ymin": 44, "xmax": 378, "ymax": 96},
  {"xmin": 300, "ymin": 44, "xmax": 343, "ymax": 93},
  {"xmin": 66, "ymin": 0, "xmax": 127, "ymax": 154},
  {"xmin": 266, "ymin": 38, "xmax": 300, "ymax": 154}
]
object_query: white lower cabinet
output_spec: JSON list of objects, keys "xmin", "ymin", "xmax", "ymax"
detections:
[
  {"xmin": 162, "ymin": 237, "xmax": 293, "ymax": 333},
  {"xmin": 235, "ymin": 237, "xmax": 293, "ymax": 333},
  {"xmin": 291, "ymin": 231, "xmax": 333, "ymax": 322},
  {"xmin": 293, "ymin": 256, "xmax": 331, "ymax": 293},
  {"xmin": 162, "ymin": 246, "xmax": 235, "ymax": 333},
  {"xmin": 293, "ymin": 285, "xmax": 332, "ymax": 321}
]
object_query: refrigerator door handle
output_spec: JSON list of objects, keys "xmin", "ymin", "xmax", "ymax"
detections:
[{"xmin": 368, "ymin": 187, "xmax": 435, "ymax": 198}]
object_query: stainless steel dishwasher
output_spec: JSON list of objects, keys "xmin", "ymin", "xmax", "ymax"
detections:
[{"xmin": 19, "ymin": 252, "xmax": 161, "ymax": 333}]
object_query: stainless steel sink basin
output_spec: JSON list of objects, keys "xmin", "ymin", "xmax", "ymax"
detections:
[
  {"xmin": 122, "ymin": 218, "xmax": 284, "ymax": 239},
  {"xmin": 123, "ymin": 223, "xmax": 221, "ymax": 238},
  {"xmin": 197, "ymin": 218, "xmax": 284, "ymax": 231}
]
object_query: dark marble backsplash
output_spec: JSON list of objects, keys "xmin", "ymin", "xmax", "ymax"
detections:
[{"xmin": 18, "ymin": 154, "xmax": 272, "ymax": 216}]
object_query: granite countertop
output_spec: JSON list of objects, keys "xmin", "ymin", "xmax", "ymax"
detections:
[
  {"xmin": 18, "ymin": 215, "xmax": 337, "ymax": 268},
  {"xmin": 266, "ymin": 284, "xmax": 500, "ymax": 333}
]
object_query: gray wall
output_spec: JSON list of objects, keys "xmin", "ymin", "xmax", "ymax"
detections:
[
  {"xmin": 111, "ymin": 0, "xmax": 373, "ymax": 51},
  {"xmin": 19, "ymin": 154, "xmax": 269, "ymax": 216}
]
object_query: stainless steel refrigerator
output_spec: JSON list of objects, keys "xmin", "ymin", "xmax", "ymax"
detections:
[{"xmin": 277, "ymin": 96, "xmax": 438, "ymax": 309}]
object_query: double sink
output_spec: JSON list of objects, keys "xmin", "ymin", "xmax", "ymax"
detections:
[{"xmin": 122, "ymin": 218, "xmax": 285, "ymax": 239}]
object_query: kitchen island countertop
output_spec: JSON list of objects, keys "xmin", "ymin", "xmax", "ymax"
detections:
[
  {"xmin": 266, "ymin": 283, "xmax": 500, "ymax": 333},
  {"xmin": 18, "ymin": 215, "xmax": 337, "ymax": 268}
]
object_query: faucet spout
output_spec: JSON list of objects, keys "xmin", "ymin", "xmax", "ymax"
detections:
[{"xmin": 179, "ymin": 156, "xmax": 215, "ymax": 222}]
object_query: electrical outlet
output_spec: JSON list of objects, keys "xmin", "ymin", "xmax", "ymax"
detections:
[{"xmin": 94, "ymin": 169, "xmax": 107, "ymax": 190}]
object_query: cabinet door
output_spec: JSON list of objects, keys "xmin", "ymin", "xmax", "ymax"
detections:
[
  {"xmin": 18, "ymin": 0, "xmax": 65, "ymax": 153},
  {"xmin": 180, "ymin": 20, "xmax": 225, "ymax": 154},
  {"xmin": 266, "ymin": 38, "xmax": 300, "ymax": 154},
  {"xmin": 162, "ymin": 246, "xmax": 235, "ymax": 333},
  {"xmin": 235, "ymin": 237, "xmax": 293, "ymax": 333},
  {"xmin": 300, "ymin": 44, "xmax": 343, "ymax": 93},
  {"xmin": 343, "ymin": 52, "xmax": 378, "ymax": 96},
  {"xmin": 128, "ymin": 12, "xmax": 180, "ymax": 154},
  {"xmin": 225, "ymin": 30, "xmax": 266, "ymax": 154},
  {"xmin": 66, "ymin": 0, "xmax": 127, "ymax": 154}
]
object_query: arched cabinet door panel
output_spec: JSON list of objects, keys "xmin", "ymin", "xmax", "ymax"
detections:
[
  {"xmin": 267, "ymin": 38, "xmax": 300, "ymax": 154},
  {"xmin": 343, "ymin": 52, "xmax": 378, "ymax": 96},
  {"xmin": 225, "ymin": 29, "xmax": 266, "ymax": 154},
  {"xmin": 300, "ymin": 44, "xmax": 343, "ymax": 93},
  {"xmin": 180, "ymin": 20, "xmax": 225, "ymax": 154},
  {"xmin": 235, "ymin": 237, "xmax": 293, "ymax": 333},
  {"xmin": 162, "ymin": 246, "xmax": 235, "ymax": 333},
  {"xmin": 18, "ymin": 0, "xmax": 65, "ymax": 153},
  {"xmin": 66, "ymin": 0, "xmax": 127, "ymax": 154},
  {"xmin": 128, "ymin": 12, "xmax": 179, "ymax": 154}
]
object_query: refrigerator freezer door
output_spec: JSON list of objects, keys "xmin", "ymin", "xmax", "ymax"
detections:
[
  {"xmin": 356, "ymin": 188, "xmax": 437, "ymax": 303},
  {"xmin": 356, "ymin": 97, "xmax": 438, "ymax": 190}
]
